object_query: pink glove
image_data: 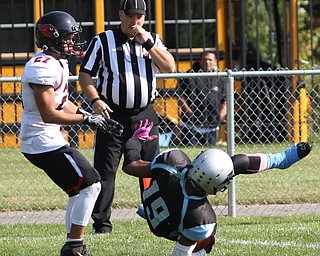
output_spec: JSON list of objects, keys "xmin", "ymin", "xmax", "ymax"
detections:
[{"xmin": 132, "ymin": 119, "xmax": 158, "ymax": 142}]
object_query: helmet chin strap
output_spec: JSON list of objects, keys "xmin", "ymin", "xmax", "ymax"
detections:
[{"xmin": 42, "ymin": 44, "xmax": 68, "ymax": 58}]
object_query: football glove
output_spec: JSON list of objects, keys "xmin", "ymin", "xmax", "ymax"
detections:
[
  {"xmin": 104, "ymin": 118, "xmax": 124, "ymax": 136},
  {"xmin": 132, "ymin": 119, "xmax": 158, "ymax": 142},
  {"xmin": 83, "ymin": 114, "xmax": 107, "ymax": 132},
  {"xmin": 77, "ymin": 108, "xmax": 123, "ymax": 136},
  {"xmin": 76, "ymin": 107, "xmax": 91, "ymax": 116}
]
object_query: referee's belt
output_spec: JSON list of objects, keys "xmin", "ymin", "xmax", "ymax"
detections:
[{"xmin": 111, "ymin": 104, "xmax": 150, "ymax": 116}]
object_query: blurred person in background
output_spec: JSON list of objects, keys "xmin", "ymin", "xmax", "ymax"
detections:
[{"xmin": 178, "ymin": 50, "xmax": 226, "ymax": 146}]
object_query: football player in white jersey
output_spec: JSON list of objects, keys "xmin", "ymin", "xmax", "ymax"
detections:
[
  {"xmin": 20, "ymin": 11, "xmax": 123, "ymax": 256},
  {"xmin": 122, "ymin": 120, "xmax": 311, "ymax": 256}
]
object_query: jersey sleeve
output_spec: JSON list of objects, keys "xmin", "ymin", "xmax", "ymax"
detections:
[
  {"xmin": 79, "ymin": 35, "xmax": 102, "ymax": 76},
  {"xmin": 26, "ymin": 56, "xmax": 62, "ymax": 87},
  {"xmin": 181, "ymin": 223, "xmax": 216, "ymax": 241},
  {"xmin": 154, "ymin": 33, "xmax": 170, "ymax": 52},
  {"xmin": 122, "ymin": 138, "xmax": 143, "ymax": 167},
  {"xmin": 152, "ymin": 149, "xmax": 192, "ymax": 171},
  {"xmin": 181, "ymin": 199, "xmax": 217, "ymax": 241}
]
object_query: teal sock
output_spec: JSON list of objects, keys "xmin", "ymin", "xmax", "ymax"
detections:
[{"xmin": 267, "ymin": 144, "xmax": 300, "ymax": 169}]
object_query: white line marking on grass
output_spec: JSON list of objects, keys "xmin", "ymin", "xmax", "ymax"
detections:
[
  {"xmin": 226, "ymin": 226, "xmax": 313, "ymax": 234},
  {"xmin": 218, "ymin": 238, "xmax": 320, "ymax": 249}
]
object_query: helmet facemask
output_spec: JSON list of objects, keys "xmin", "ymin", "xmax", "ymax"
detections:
[
  {"xmin": 69, "ymin": 31, "xmax": 87, "ymax": 57},
  {"xmin": 212, "ymin": 171, "xmax": 234, "ymax": 195}
]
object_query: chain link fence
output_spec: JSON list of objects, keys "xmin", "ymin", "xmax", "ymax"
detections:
[{"xmin": 0, "ymin": 69, "xmax": 319, "ymax": 224}]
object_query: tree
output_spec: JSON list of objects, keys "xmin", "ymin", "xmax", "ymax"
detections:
[{"xmin": 298, "ymin": 1, "xmax": 320, "ymax": 63}]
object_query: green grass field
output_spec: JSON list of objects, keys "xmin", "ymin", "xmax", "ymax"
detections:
[
  {"xmin": 0, "ymin": 143, "xmax": 318, "ymax": 255},
  {"xmin": 0, "ymin": 215, "xmax": 319, "ymax": 255},
  {"xmin": 0, "ymin": 142, "xmax": 318, "ymax": 211}
]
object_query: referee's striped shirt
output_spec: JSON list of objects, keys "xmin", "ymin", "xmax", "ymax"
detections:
[{"xmin": 80, "ymin": 26, "xmax": 169, "ymax": 110}]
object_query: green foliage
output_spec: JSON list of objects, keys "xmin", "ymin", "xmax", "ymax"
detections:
[
  {"xmin": 244, "ymin": 0, "xmax": 320, "ymax": 67},
  {"xmin": 298, "ymin": 1, "xmax": 320, "ymax": 62},
  {"xmin": 245, "ymin": 1, "xmax": 274, "ymax": 64}
]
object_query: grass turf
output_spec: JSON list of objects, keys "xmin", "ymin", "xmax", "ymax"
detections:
[
  {"xmin": 0, "ymin": 142, "xmax": 318, "ymax": 211},
  {"xmin": 0, "ymin": 215, "xmax": 319, "ymax": 255}
]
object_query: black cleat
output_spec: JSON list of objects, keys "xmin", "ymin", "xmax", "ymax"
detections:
[
  {"xmin": 296, "ymin": 142, "xmax": 312, "ymax": 159},
  {"xmin": 92, "ymin": 226, "xmax": 112, "ymax": 234},
  {"xmin": 60, "ymin": 242, "xmax": 92, "ymax": 256}
]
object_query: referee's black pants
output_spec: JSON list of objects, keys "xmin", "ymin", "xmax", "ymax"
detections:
[{"xmin": 91, "ymin": 105, "xmax": 160, "ymax": 232}]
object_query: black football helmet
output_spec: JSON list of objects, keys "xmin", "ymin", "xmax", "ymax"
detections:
[{"xmin": 35, "ymin": 11, "xmax": 86, "ymax": 59}]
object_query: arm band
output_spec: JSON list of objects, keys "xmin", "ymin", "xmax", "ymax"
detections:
[
  {"xmin": 90, "ymin": 97, "xmax": 100, "ymax": 107},
  {"xmin": 142, "ymin": 39, "xmax": 155, "ymax": 51}
]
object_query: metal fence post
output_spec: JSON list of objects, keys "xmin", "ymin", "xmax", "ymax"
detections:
[{"xmin": 226, "ymin": 70, "xmax": 236, "ymax": 217}]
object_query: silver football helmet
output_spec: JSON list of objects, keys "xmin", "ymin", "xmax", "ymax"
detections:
[{"xmin": 188, "ymin": 149, "xmax": 234, "ymax": 195}]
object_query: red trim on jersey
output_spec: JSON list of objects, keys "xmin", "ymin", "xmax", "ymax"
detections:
[
  {"xmin": 54, "ymin": 72, "xmax": 65, "ymax": 91},
  {"xmin": 65, "ymin": 177, "xmax": 84, "ymax": 193}
]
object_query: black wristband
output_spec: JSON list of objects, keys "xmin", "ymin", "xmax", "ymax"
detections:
[
  {"xmin": 142, "ymin": 39, "xmax": 154, "ymax": 51},
  {"xmin": 90, "ymin": 97, "xmax": 100, "ymax": 107}
]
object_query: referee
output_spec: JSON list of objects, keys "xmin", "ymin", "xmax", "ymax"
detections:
[{"xmin": 78, "ymin": 0, "xmax": 176, "ymax": 234}]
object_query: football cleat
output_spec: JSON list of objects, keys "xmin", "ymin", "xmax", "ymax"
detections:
[
  {"xmin": 296, "ymin": 142, "xmax": 312, "ymax": 159},
  {"xmin": 91, "ymin": 227, "xmax": 111, "ymax": 234},
  {"xmin": 60, "ymin": 242, "xmax": 92, "ymax": 256},
  {"xmin": 267, "ymin": 142, "xmax": 312, "ymax": 169}
]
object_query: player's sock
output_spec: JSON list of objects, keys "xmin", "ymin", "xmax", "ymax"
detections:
[
  {"xmin": 67, "ymin": 238, "xmax": 83, "ymax": 243},
  {"xmin": 266, "ymin": 142, "xmax": 311, "ymax": 169}
]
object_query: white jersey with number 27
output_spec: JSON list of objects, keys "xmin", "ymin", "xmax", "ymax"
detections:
[{"xmin": 20, "ymin": 51, "xmax": 70, "ymax": 154}]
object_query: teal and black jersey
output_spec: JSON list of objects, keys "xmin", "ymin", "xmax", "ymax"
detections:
[{"xmin": 142, "ymin": 148, "xmax": 217, "ymax": 242}]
